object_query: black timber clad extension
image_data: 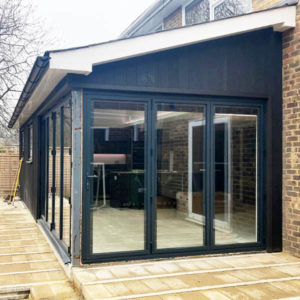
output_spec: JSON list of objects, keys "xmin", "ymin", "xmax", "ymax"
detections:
[
  {"xmin": 70, "ymin": 28, "xmax": 282, "ymax": 253},
  {"xmin": 19, "ymin": 116, "xmax": 39, "ymax": 219},
  {"xmin": 20, "ymin": 28, "xmax": 282, "ymax": 252},
  {"xmin": 19, "ymin": 88, "xmax": 72, "ymax": 220}
]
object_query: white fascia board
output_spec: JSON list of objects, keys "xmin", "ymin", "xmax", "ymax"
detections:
[
  {"xmin": 49, "ymin": 6, "xmax": 296, "ymax": 73},
  {"xmin": 16, "ymin": 5, "xmax": 296, "ymax": 128}
]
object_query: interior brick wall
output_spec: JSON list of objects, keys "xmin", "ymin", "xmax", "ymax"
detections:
[
  {"xmin": 163, "ymin": 7, "xmax": 182, "ymax": 30},
  {"xmin": 230, "ymin": 119, "xmax": 257, "ymax": 237},
  {"xmin": 158, "ymin": 113, "xmax": 203, "ymax": 213}
]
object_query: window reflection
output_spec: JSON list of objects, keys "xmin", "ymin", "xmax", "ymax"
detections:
[
  {"xmin": 62, "ymin": 105, "xmax": 72, "ymax": 247},
  {"xmin": 91, "ymin": 101, "xmax": 146, "ymax": 254},
  {"xmin": 156, "ymin": 103, "xmax": 206, "ymax": 249},
  {"xmin": 214, "ymin": 107, "xmax": 258, "ymax": 245}
]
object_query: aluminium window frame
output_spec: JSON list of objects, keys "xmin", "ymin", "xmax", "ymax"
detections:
[
  {"xmin": 182, "ymin": 0, "xmax": 252, "ymax": 25},
  {"xmin": 182, "ymin": 0, "xmax": 211, "ymax": 26},
  {"xmin": 39, "ymin": 97, "xmax": 72, "ymax": 256},
  {"xmin": 20, "ymin": 130, "xmax": 25, "ymax": 158},
  {"xmin": 81, "ymin": 89, "xmax": 266, "ymax": 264},
  {"xmin": 27, "ymin": 123, "xmax": 33, "ymax": 163}
]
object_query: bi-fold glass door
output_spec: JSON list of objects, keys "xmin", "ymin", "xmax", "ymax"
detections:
[
  {"xmin": 83, "ymin": 99, "xmax": 150, "ymax": 258},
  {"xmin": 40, "ymin": 100, "xmax": 72, "ymax": 253},
  {"xmin": 82, "ymin": 94, "xmax": 264, "ymax": 262}
]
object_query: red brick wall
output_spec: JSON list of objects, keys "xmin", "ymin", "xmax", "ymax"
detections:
[
  {"xmin": 254, "ymin": 0, "xmax": 300, "ymax": 257},
  {"xmin": 282, "ymin": 3, "xmax": 300, "ymax": 257},
  {"xmin": 163, "ymin": 7, "xmax": 182, "ymax": 30}
]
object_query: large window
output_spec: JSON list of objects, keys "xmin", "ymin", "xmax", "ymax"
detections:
[
  {"xmin": 213, "ymin": 0, "xmax": 243, "ymax": 20},
  {"xmin": 156, "ymin": 103, "xmax": 206, "ymax": 249},
  {"xmin": 41, "ymin": 100, "xmax": 72, "ymax": 252},
  {"xmin": 214, "ymin": 106, "xmax": 258, "ymax": 244},
  {"xmin": 83, "ymin": 94, "xmax": 264, "ymax": 262},
  {"xmin": 183, "ymin": 0, "xmax": 249, "ymax": 25},
  {"xmin": 184, "ymin": 0, "xmax": 210, "ymax": 25},
  {"xmin": 89, "ymin": 101, "xmax": 147, "ymax": 254}
]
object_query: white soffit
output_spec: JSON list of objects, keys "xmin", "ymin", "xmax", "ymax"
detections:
[
  {"xmin": 49, "ymin": 6, "xmax": 296, "ymax": 72},
  {"xmin": 16, "ymin": 5, "xmax": 296, "ymax": 128}
]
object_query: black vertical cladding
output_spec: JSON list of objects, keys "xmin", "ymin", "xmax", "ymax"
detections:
[
  {"xmin": 19, "ymin": 27, "xmax": 282, "ymax": 253},
  {"xmin": 266, "ymin": 31, "xmax": 283, "ymax": 252},
  {"xmin": 19, "ymin": 116, "xmax": 39, "ymax": 219},
  {"xmin": 51, "ymin": 112, "xmax": 56, "ymax": 230}
]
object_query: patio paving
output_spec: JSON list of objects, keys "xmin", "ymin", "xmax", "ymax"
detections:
[
  {"xmin": 0, "ymin": 199, "xmax": 78, "ymax": 299},
  {"xmin": 73, "ymin": 252, "xmax": 300, "ymax": 299},
  {"xmin": 2, "ymin": 198, "xmax": 300, "ymax": 299}
]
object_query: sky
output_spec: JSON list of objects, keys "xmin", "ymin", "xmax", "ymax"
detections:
[{"xmin": 32, "ymin": 0, "xmax": 156, "ymax": 51}]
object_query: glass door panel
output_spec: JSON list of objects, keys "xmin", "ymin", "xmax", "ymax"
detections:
[
  {"xmin": 214, "ymin": 106, "xmax": 258, "ymax": 245},
  {"xmin": 40, "ymin": 102, "xmax": 72, "ymax": 252},
  {"xmin": 54, "ymin": 109, "xmax": 61, "ymax": 236},
  {"xmin": 41, "ymin": 118, "xmax": 49, "ymax": 220},
  {"xmin": 89, "ymin": 100, "xmax": 147, "ymax": 254},
  {"xmin": 156, "ymin": 103, "xmax": 206, "ymax": 249},
  {"xmin": 48, "ymin": 115, "xmax": 53, "ymax": 226},
  {"xmin": 62, "ymin": 105, "xmax": 72, "ymax": 247}
]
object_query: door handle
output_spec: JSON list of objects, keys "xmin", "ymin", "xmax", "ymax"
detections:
[{"xmin": 86, "ymin": 174, "xmax": 97, "ymax": 191}]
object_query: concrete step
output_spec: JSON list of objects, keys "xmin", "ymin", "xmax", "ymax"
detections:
[
  {"xmin": 82, "ymin": 276, "xmax": 300, "ymax": 299},
  {"xmin": 29, "ymin": 282, "xmax": 80, "ymax": 300},
  {"xmin": 77, "ymin": 255, "xmax": 300, "ymax": 299},
  {"xmin": 73, "ymin": 253, "xmax": 300, "ymax": 290}
]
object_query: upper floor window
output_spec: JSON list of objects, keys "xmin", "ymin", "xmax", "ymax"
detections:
[
  {"xmin": 213, "ymin": 0, "xmax": 244, "ymax": 20},
  {"xmin": 28, "ymin": 124, "xmax": 33, "ymax": 162},
  {"xmin": 183, "ymin": 0, "xmax": 249, "ymax": 26},
  {"xmin": 184, "ymin": 0, "xmax": 210, "ymax": 25}
]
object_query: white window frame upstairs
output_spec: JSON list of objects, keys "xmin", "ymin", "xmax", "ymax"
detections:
[
  {"xmin": 182, "ymin": 0, "xmax": 252, "ymax": 25},
  {"xmin": 210, "ymin": 0, "xmax": 226, "ymax": 20}
]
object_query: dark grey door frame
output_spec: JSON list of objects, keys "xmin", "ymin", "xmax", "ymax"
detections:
[
  {"xmin": 81, "ymin": 90, "xmax": 266, "ymax": 264},
  {"xmin": 82, "ymin": 94, "xmax": 153, "ymax": 261}
]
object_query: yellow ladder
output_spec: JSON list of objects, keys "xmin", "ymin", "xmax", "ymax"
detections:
[{"xmin": 11, "ymin": 157, "xmax": 23, "ymax": 204}]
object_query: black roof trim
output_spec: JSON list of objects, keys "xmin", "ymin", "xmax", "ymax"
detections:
[{"xmin": 8, "ymin": 56, "xmax": 50, "ymax": 128}]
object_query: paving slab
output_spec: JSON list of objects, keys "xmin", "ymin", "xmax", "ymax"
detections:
[
  {"xmin": 75, "ymin": 252, "xmax": 300, "ymax": 300},
  {"xmin": 0, "ymin": 199, "xmax": 77, "ymax": 299}
]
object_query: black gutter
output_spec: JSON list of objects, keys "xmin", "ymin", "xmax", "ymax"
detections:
[{"xmin": 8, "ymin": 56, "xmax": 50, "ymax": 128}]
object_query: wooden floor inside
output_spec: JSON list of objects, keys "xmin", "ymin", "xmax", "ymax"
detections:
[{"xmin": 73, "ymin": 252, "xmax": 300, "ymax": 299}]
